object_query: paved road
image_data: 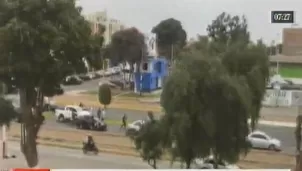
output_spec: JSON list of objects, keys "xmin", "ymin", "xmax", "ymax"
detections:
[
  {"xmin": 62, "ymin": 78, "xmax": 107, "ymax": 92},
  {"xmin": 43, "ymin": 113, "xmax": 296, "ymax": 155},
  {"xmin": 1, "ymin": 142, "xmax": 176, "ymax": 169}
]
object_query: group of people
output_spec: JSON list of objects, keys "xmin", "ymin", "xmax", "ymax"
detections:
[{"xmin": 79, "ymin": 102, "xmax": 128, "ymax": 130}]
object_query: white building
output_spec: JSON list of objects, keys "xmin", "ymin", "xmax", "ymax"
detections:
[{"xmin": 85, "ymin": 11, "xmax": 126, "ymax": 45}]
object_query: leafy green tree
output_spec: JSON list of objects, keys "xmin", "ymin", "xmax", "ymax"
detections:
[
  {"xmin": 132, "ymin": 118, "xmax": 164, "ymax": 169},
  {"xmin": 0, "ymin": 97, "xmax": 18, "ymax": 127},
  {"xmin": 0, "ymin": 0, "xmax": 92, "ymax": 167},
  {"xmin": 161, "ymin": 52, "xmax": 253, "ymax": 168},
  {"xmin": 207, "ymin": 13, "xmax": 269, "ymax": 130},
  {"xmin": 152, "ymin": 18, "xmax": 187, "ymax": 60},
  {"xmin": 108, "ymin": 27, "xmax": 147, "ymax": 87},
  {"xmin": 221, "ymin": 43, "xmax": 269, "ymax": 130},
  {"xmin": 86, "ymin": 23, "xmax": 106, "ymax": 71},
  {"xmin": 98, "ymin": 84, "xmax": 112, "ymax": 109},
  {"xmin": 207, "ymin": 12, "xmax": 250, "ymax": 54}
]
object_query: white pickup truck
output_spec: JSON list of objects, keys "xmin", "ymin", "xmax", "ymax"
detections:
[{"xmin": 55, "ymin": 105, "xmax": 91, "ymax": 122}]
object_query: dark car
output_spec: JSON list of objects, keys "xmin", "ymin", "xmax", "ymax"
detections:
[
  {"xmin": 75, "ymin": 115, "xmax": 107, "ymax": 131},
  {"xmin": 78, "ymin": 74, "xmax": 91, "ymax": 81},
  {"xmin": 62, "ymin": 76, "xmax": 83, "ymax": 85}
]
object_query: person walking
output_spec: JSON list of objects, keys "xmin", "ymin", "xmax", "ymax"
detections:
[{"xmin": 120, "ymin": 114, "xmax": 127, "ymax": 131}]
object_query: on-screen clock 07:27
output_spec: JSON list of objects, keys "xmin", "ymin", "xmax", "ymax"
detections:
[{"xmin": 271, "ymin": 11, "xmax": 295, "ymax": 24}]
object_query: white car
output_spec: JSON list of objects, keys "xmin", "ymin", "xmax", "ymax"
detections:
[
  {"xmin": 194, "ymin": 156, "xmax": 239, "ymax": 169},
  {"xmin": 247, "ymin": 131, "xmax": 281, "ymax": 151},
  {"xmin": 125, "ymin": 120, "xmax": 145, "ymax": 136},
  {"xmin": 55, "ymin": 105, "xmax": 91, "ymax": 122}
]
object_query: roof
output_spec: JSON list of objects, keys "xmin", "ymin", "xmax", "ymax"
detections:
[{"xmin": 270, "ymin": 55, "xmax": 302, "ymax": 64}]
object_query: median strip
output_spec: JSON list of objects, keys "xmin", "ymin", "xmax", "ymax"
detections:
[{"xmin": 7, "ymin": 123, "xmax": 295, "ymax": 169}]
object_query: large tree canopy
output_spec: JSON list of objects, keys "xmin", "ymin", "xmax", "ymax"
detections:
[
  {"xmin": 109, "ymin": 27, "xmax": 147, "ymax": 65},
  {"xmin": 152, "ymin": 18, "xmax": 187, "ymax": 59},
  {"xmin": 207, "ymin": 12, "xmax": 269, "ymax": 129},
  {"xmin": 207, "ymin": 12, "xmax": 250, "ymax": 54},
  {"xmin": 160, "ymin": 53, "xmax": 252, "ymax": 168},
  {"xmin": 131, "ymin": 13, "xmax": 269, "ymax": 169},
  {"xmin": 0, "ymin": 0, "xmax": 93, "ymax": 167}
]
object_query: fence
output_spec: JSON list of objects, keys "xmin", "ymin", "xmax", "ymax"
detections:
[{"xmin": 262, "ymin": 89, "xmax": 302, "ymax": 107}]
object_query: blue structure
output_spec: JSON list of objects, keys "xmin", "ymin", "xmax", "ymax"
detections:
[{"xmin": 134, "ymin": 56, "xmax": 168, "ymax": 93}]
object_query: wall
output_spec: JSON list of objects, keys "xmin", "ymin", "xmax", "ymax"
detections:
[
  {"xmin": 85, "ymin": 11, "xmax": 126, "ymax": 45},
  {"xmin": 262, "ymin": 89, "xmax": 302, "ymax": 107},
  {"xmin": 134, "ymin": 57, "xmax": 168, "ymax": 92},
  {"xmin": 283, "ymin": 28, "xmax": 302, "ymax": 56},
  {"xmin": 263, "ymin": 89, "xmax": 292, "ymax": 107}
]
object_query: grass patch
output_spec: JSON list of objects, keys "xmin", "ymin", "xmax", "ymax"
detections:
[
  {"xmin": 118, "ymin": 92, "xmax": 161, "ymax": 98},
  {"xmin": 81, "ymin": 90, "xmax": 98, "ymax": 95},
  {"xmin": 80, "ymin": 88, "xmax": 124, "ymax": 96},
  {"xmin": 44, "ymin": 111, "xmax": 55, "ymax": 119},
  {"xmin": 279, "ymin": 66, "xmax": 302, "ymax": 78}
]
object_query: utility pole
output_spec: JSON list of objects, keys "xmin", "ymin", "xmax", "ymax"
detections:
[
  {"xmin": 139, "ymin": 48, "xmax": 144, "ymax": 96},
  {"xmin": 0, "ymin": 83, "xmax": 7, "ymax": 159}
]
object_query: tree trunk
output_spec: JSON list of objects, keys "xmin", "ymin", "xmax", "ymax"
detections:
[
  {"xmin": 185, "ymin": 158, "xmax": 191, "ymax": 169},
  {"xmin": 19, "ymin": 87, "xmax": 44, "ymax": 168},
  {"xmin": 129, "ymin": 63, "xmax": 134, "ymax": 91},
  {"xmin": 153, "ymin": 159, "xmax": 157, "ymax": 169},
  {"xmin": 122, "ymin": 63, "xmax": 126, "ymax": 90},
  {"xmin": 296, "ymin": 151, "xmax": 302, "ymax": 171},
  {"xmin": 213, "ymin": 152, "xmax": 219, "ymax": 169}
]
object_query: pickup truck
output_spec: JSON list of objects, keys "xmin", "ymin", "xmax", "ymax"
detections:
[{"xmin": 55, "ymin": 105, "xmax": 91, "ymax": 122}]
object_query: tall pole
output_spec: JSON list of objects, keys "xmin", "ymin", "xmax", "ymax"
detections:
[
  {"xmin": 0, "ymin": 84, "xmax": 7, "ymax": 159},
  {"xmin": 2, "ymin": 125, "xmax": 7, "ymax": 159},
  {"xmin": 101, "ymin": 47, "xmax": 105, "ymax": 79},
  {"xmin": 139, "ymin": 48, "xmax": 143, "ymax": 96}
]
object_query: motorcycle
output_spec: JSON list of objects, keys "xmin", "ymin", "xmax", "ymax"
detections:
[{"xmin": 82, "ymin": 142, "xmax": 99, "ymax": 155}]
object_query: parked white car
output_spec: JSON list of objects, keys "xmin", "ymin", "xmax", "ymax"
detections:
[
  {"xmin": 125, "ymin": 120, "xmax": 145, "ymax": 136},
  {"xmin": 247, "ymin": 131, "xmax": 281, "ymax": 151},
  {"xmin": 55, "ymin": 105, "xmax": 91, "ymax": 122},
  {"xmin": 194, "ymin": 156, "xmax": 239, "ymax": 169}
]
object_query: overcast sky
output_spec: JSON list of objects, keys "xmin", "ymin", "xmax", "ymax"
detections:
[{"xmin": 77, "ymin": 0, "xmax": 301, "ymax": 44}]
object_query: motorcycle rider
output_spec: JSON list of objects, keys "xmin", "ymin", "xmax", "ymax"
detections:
[{"xmin": 83, "ymin": 134, "xmax": 96, "ymax": 150}]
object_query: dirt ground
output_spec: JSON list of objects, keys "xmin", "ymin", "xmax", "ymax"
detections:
[{"xmin": 7, "ymin": 123, "xmax": 295, "ymax": 169}]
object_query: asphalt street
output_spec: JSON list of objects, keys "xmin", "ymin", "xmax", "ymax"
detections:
[
  {"xmin": 43, "ymin": 108, "xmax": 296, "ymax": 155},
  {"xmin": 62, "ymin": 77, "xmax": 106, "ymax": 92},
  {"xmin": 1, "ymin": 142, "xmax": 177, "ymax": 169}
]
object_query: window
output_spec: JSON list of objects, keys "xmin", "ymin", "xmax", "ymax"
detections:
[
  {"xmin": 69, "ymin": 108, "xmax": 77, "ymax": 113},
  {"xmin": 251, "ymin": 134, "xmax": 267, "ymax": 140},
  {"xmin": 142, "ymin": 63, "xmax": 148, "ymax": 71}
]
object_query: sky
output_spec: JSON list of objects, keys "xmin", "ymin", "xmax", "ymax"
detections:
[{"xmin": 77, "ymin": 0, "xmax": 302, "ymax": 44}]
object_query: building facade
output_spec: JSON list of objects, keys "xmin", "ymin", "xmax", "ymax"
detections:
[
  {"xmin": 282, "ymin": 28, "xmax": 302, "ymax": 56},
  {"xmin": 85, "ymin": 11, "xmax": 126, "ymax": 45}
]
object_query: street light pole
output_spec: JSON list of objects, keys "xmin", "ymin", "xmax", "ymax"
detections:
[{"xmin": 139, "ymin": 48, "xmax": 144, "ymax": 96}]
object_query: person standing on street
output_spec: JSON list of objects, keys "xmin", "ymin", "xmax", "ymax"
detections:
[
  {"xmin": 120, "ymin": 114, "xmax": 127, "ymax": 130},
  {"xmin": 97, "ymin": 107, "xmax": 101, "ymax": 119}
]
